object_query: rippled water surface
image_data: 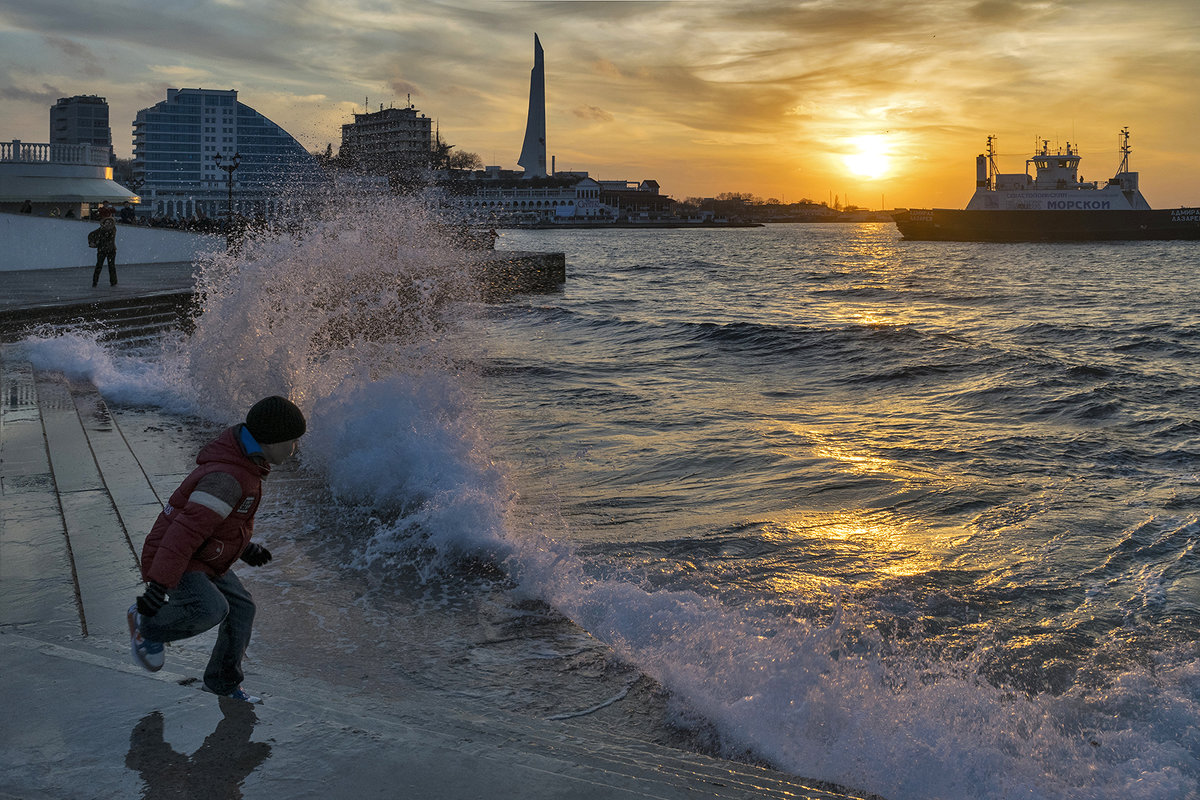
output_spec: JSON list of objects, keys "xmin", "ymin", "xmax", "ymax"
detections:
[{"xmin": 476, "ymin": 224, "xmax": 1200, "ymax": 797}]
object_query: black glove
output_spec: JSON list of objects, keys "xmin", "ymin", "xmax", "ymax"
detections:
[
  {"xmin": 240, "ymin": 542, "xmax": 272, "ymax": 567},
  {"xmin": 136, "ymin": 581, "xmax": 167, "ymax": 617}
]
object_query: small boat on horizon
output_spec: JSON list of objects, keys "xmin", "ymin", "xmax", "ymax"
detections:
[{"xmin": 893, "ymin": 128, "xmax": 1200, "ymax": 241}]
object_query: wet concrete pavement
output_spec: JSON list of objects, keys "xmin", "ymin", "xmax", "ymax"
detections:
[
  {"xmin": 0, "ymin": 262, "xmax": 196, "ymax": 315},
  {"xmin": 0, "ymin": 274, "xmax": 868, "ymax": 800},
  {"xmin": 5, "ymin": 628, "xmax": 856, "ymax": 800},
  {"xmin": 0, "ymin": 262, "xmax": 197, "ymax": 345}
]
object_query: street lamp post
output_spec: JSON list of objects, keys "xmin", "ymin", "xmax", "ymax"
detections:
[
  {"xmin": 129, "ymin": 178, "xmax": 144, "ymax": 222},
  {"xmin": 212, "ymin": 151, "xmax": 241, "ymax": 223}
]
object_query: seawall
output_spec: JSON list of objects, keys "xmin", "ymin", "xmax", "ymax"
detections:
[
  {"xmin": 0, "ymin": 251, "xmax": 566, "ymax": 343},
  {"xmin": 0, "ymin": 213, "xmax": 223, "ymax": 271}
]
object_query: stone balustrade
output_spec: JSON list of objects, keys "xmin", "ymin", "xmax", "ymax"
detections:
[{"xmin": 1, "ymin": 140, "xmax": 111, "ymax": 167}]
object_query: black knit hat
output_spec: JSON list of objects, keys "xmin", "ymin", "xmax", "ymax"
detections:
[{"xmin": 245, "ymin": 396, "xmax": 306, "ymax": 444}]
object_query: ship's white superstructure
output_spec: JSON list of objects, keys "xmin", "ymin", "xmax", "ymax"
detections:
[{"xmin": 965, "ymin": 128, "xmax": 1151, "ymax": 212}]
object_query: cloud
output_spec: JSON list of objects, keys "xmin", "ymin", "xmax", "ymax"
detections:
[
  {"xmin": 42, "ymin": 35, "xmax": 105, "ymax": 76},
  {"xmin": 1, "ymin": 0, "xmax": 1198, "ymax": 204},
  {"xmin": 386, "ymin": 65, "xmax": 423, "ymax": 102},
  {"xmin": 968, "ymin": 0, "xmax": 1052, "ymax": 24},
  {"xmin": 592, "ymin": 59, "xmax": 625, "ymax": 78},
  {"xmin": 572, "ymin": 105, "xmax": 613, "ymax": 122},
  {"xmin": 3, "ymin": 1, "xmax": 306, "ymax": 76},
  {"xmin": 0, "ymin": 82, "xmax": 68, "ymax": 105},
  {"xmin": 147, "ymin": 64, "xmax": 215, "ymax": 82}
]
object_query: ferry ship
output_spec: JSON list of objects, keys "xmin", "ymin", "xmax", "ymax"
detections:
[{"xmin": 893, "ymin": 129, "xmax": 1200, "ymax": 241}]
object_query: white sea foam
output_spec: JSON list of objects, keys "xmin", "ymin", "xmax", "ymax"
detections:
[
  {"xmin": 520, "ymin": 556, "xmax": 1199, "ymax": 799},
  {"xmin": 304, "ymin": 372, "xmax": 513, "ymax": 575},
  {"xmin": 19, "ymin": 329, "xmax": 190, "ymax": 412},
  {"xmin": 19, "ymin": 197, "xmax": 508, "ymax": 573}
]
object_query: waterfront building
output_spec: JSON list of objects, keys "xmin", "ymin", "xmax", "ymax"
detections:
[
  {"xmin": 448, "ymin": 172, "xmax": 686, "ymax": 224},
  {"xmin": 132, "ymin": 88, "xmax": 320, "ymax": 220},
  {"xmin": 449, "ymin": 172, "xmax": 611, "ymax": 223},
  {"xmin": 597, "ymin": 180, "xmax": 677, "ymax": 221},
  {"xmin": 0, "ymin": 139, "xmax": 136, "ymax": 217},
  {"xmin": 339, "ymin": 104, "xmax": 433, "ymax": 177},
  {"xmin": 50, "ymin": 95, "xmax": 113, "ymax": 161}
]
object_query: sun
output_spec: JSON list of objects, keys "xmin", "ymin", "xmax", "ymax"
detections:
[{"xmin": 843, "ymin": 135, "xmax": 891, "ymax": 179}]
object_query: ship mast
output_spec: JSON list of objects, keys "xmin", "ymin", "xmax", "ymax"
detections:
[
  {"xmin": 986, "ymin": 134, "xmax": 997, "ymax": 190},
  {"xmin": 1117, "ymin": 126, "xmax": 1131, "ymax": 174}
]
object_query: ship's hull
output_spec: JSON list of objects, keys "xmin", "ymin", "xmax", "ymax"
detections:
[{"xmin": 894, "ymin": 208, "xmax": 1200, "ymax": 242}]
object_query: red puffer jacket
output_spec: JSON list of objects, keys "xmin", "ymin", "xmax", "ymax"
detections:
[{"xmin": 140, "ymin": 426, "xmax": 270, "ymax": 588}]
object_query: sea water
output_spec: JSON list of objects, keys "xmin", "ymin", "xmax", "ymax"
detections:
[{"xmin": 15, "ymin": 205, "xmax": 1200, "ymax": 799}]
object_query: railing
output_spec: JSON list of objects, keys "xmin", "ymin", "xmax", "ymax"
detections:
[
  {"xmin": 469, "ymin": 187, "xmax": 580, "ymax": 201},
  {"xmin": 1, "ymin": 140, "xmax": 111, "ymax": 167}
]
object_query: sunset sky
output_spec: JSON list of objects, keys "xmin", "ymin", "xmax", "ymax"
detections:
[{"xmin": 2, "ymin": 0, "xmax": 1198, "ymax": 209}]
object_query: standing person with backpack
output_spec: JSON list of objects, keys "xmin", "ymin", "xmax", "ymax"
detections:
[
  {"xmin": 88, "ymin": 218, "xmax": 118, "ymax": 287},
  {"xmin": 126, "ymin": 396, "xmax": 307, "ymax": 704}
]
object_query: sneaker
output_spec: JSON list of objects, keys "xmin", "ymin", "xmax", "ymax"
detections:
[
  {"xmin": 127, "ymin": 604, "xmax": 164, "ymax": 672},
  {"xmin": 204, "ymin": 685, "xmax": 263, "ymax": 704}
]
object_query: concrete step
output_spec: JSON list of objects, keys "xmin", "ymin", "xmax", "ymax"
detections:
[
  {"xmin": 0, "ymin": 359, "xmax": 80, "ymax": 637},
  {"xmin": 0, "ymin": 361, "xmax": 146, "ymax": 638},
  {"xmin": 0, "ymin": 292, "xmax": 193, "ymax": 343}
]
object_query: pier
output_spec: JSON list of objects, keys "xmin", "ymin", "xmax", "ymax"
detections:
[{"xmin": 0, "ymin": 249, "xmax": 567, "ymax": 344}]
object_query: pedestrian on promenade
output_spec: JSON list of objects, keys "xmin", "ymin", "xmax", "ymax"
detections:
[
  {"xmin": 88, "ymin": 218, "xmax": 118, "ymax": 287},
  {"xmin": 127, "ymin": 396, "xmax": 307, "ymax": 704}
]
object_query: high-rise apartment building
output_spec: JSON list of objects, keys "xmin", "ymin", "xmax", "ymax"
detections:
[
  {"xmin": 50, "ymin": 95, "xmax": 112, "ymax": 157},
  {"xmin": 132, "ymin": 88, "xmax": 319, "ymax": 219},
  {"xmin": 339, "ymin": 105, "xmax": 433, "ymax": 173}
]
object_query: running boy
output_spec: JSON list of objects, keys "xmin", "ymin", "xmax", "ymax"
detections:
[{"xmin": 127, "ymin": 396, "xmax": 307, "ymax": 703}]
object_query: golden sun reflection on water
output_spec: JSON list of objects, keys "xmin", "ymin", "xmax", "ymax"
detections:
[
  {"xmin": 799, "ymin": 224, "xmax": 952, "ymax": 332},
  {"xmin": 806, "ymin": 435, "xmax": 896, "ymax": 476},
  {"xmin": 757, "ymin": 425, "xmax": 967, "ymax": 600},
  {"xmin": 765, "ymin": 514, "xmax": 940, "ymax": 591},
  {"xmin": 847, "ymin": 311, "xmax": 891, "ymax": 327}
]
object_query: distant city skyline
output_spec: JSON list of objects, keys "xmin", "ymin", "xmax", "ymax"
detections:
[{"xmin": 2, "ymin": 0, "xmax": 1199, "ymax": 209}]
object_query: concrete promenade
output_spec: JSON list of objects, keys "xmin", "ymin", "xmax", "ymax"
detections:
[
  {"xmin": 0, "ymin": 261, "xmax": 197, "ymax": 344},
  {"xmin": 0, "ymin": 267, "xmax": 869, "ymax": 800},
  {"xmin": 0, "ymin": 261, "xmax": 195, "ymax": 314},
  {"xmin": 0, "ymin": 249, "xmax": 567, "ymax": 344}
]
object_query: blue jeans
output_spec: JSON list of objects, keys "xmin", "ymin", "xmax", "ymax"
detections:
[{"xmin": 141, "ymin": 570, "xmax": 256, "ymax": 695}]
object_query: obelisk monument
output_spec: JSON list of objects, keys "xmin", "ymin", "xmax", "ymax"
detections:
[{"xmin": 518, "ymin": 33, "xmax": 548, "ymax": 178}]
